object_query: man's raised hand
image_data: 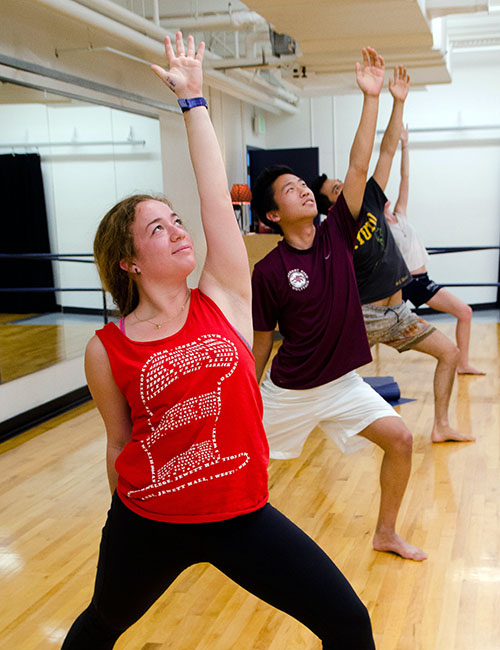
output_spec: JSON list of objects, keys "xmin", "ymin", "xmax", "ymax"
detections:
[
  {"xmin": 389, "ymin": 65, "xmax": 410, "ymax": 103},
  {"xmin": 356, "ymin": 47, "xmax": 385, "ymax": 98}
]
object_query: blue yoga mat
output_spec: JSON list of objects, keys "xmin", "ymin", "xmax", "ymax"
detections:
[{"xmin": 363, "ymin": 376, "xmax": 415, "ymax": 406}]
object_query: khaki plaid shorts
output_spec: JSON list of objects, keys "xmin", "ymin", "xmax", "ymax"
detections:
[{"xmin": 362, "ymin": 301, "xmax": 435, "ymax": 352}]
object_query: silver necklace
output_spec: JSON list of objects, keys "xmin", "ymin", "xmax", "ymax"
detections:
[{"xmin": 133, "ymin": 289, "xmax": 191, "ymax": 330}]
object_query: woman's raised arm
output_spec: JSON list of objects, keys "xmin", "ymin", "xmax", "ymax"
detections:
[{"xmin": 152, "ymin": 33, "xmax": 251, "ymax": 333}]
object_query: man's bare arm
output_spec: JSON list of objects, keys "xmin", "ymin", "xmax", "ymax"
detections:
[
  {"xmin": 253, "ymin": 330, "xmax": 275, "ymax": 383},
  {"xmin": 372, "ymin": 66, "xmax": 410, "ymax": 192},
  {"xmin": 342, "ymin": 47, "xmax": 385, "ymax": 220},
  {"xmin": 394, "ymin": 124, "xmax": 409, "ymax": 216}
]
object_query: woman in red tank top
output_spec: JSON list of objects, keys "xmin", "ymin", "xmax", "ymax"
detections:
[{"xmin": 61, "ymin": 32, "xmax": 375, "ymax": 650}]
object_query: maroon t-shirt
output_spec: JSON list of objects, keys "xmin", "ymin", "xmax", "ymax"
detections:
[{"xmin": 252, "ymin": 193, "xmax": 372, "ymax": 390}]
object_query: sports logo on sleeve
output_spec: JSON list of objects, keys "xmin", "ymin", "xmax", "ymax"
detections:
[{"xmin": 287, "ymin": 269, "xmax": 309, "ymax": 291}]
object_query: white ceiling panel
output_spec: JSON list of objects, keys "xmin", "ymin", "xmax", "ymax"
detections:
[{"xmin": 243, "ymin": 0, "xmax": 450, "ymax": 92}]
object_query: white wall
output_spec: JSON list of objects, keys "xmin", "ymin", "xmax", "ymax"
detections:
[
  {"xmin": 219, "ymin": 92, "xmax": 269, "ymax": 185},
  {"xmin": 157, "ymin": 106, "xmax": 203, "ymax": 287},
  {"xmin": 0, "ymin": 357, "xmax": 86, "ymax": 423},
  {"xmin": 264, "ymin": 97, "xmax": 312, "ymax": 150},
  {"xmin": 381, "ymin": 49, "xmax": 500, "ymax": 305}
]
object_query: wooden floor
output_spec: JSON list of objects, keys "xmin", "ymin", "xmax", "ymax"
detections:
[
  {"xmin": 0, "ymin": 314, "xmax": 98, "ymax": 383},
  {"xmin": 1, "ymin": 318, "xmax": 499, "ymax": 649}
]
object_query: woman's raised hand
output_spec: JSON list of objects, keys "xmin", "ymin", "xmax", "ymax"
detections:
[{"xmin": 152, "ymin": 31, "xmax": 205, "ymax": 98}]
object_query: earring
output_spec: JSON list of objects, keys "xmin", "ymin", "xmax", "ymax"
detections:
[{"xmin": 134, "ymin": 267, "xmax": 141, "ymax": 275}]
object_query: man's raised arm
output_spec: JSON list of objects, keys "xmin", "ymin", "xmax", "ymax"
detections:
[
  {"xmin": 372, "ymin": 66, "xmax": 410, "ymax": 192},
  {"xmin": 342, "ymin": 48, "xmax": 385, "ymax": 220},
  {"xmin": 394, "ymin": 124, "xmax": 410, "ymax": 216}
]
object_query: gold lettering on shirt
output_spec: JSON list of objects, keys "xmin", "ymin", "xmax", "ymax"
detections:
[{"xmin": 354, "ymin": 212, "xmax": 377, "ymax": 250}]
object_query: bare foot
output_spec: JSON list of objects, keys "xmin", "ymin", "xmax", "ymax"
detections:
[
  {"xmin": 431, "ymin": 425, "xmax": 475, "ymax": 443},
  {"xmin": 373, "ymin": 532, "xmax": 427, "ymax": 561},
  {"xmin": 457, "ymin": 365, "xmax": 485, "ymax": 375}
]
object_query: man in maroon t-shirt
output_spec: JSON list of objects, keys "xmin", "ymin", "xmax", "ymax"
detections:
[{"xmin": 251, "ymin": 49, "xmax": 426, "ymax": 561}]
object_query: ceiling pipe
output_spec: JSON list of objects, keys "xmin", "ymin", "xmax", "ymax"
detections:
[
  {"xmin": 71, "ymin": 0, "xmax": 298, "ymax": 110},
  {"xmin": 72, "ymin": 1, "xmax": 283, "ymax": 77},
  {"xmin": 247, "ymin": 74, "xmax": 300, "ymax": 106},
  {"xmin": 33, "ymin": 0, "xmax": 298, "ymax": 113},
  {"xmin": 152, "ymin": 0, "xmax": 160, "ymax": 26},
  {"xmin": 158, "ymin": 11, "xmax": 267, "ymax": 32},
  {"xmin": 245, "ymin": 81, "xmax": 300, "ymax": 106},
  {"xmin": 210, "ymin": 53, "xmax": 296, "ymax": 71},
  {"xmin": 73, "ymin": 0, "xmax": 174, "ymax": 42},
  {"xmin": 206, "ymin": 68, "xmax": 299, "ymax": 113},
  {"xmin": 71, "ymin": 0, "xmax": 299, "ymax": 108},
  {"xmin": 238, "ymin": 29, "xmax": 273, "ymax": 62}
]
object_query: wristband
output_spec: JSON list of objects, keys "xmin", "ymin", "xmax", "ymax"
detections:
[{"xmin": 178, "ymin": 97, "xmax": 208, "ymax": 113}]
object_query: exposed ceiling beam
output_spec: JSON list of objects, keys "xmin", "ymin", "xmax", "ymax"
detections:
[{"xmin": 32, "ymin": 0, "xmax": 298, "ymax": 113}]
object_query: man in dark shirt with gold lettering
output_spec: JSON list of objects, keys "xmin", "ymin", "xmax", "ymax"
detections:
[{"xmin": 312, "ymin": 68, "xmax": 472, "ymax": 444}]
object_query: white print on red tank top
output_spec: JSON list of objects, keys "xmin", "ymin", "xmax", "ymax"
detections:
[{"xmin": 129, "ymin": 334, "xmax": 250, "ymax": 500}]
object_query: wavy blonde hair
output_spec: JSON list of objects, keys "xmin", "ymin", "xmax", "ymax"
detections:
[{"xmin": 93, "ymin": 194, "xmax": 173, "ymax": 315}]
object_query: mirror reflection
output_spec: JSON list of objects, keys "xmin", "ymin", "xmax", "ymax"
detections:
[{"xmin": 0, "ymin": 80, "xmax": 163, "ymax": 383}]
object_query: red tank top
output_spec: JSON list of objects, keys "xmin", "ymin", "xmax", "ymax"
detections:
[{"xmin": 96, "ymin": 289, "xmax": 269, "ymax": 523}]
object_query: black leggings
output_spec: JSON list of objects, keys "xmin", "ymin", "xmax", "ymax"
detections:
[{"xmin": 62, "ymin": 494, "xmax": 375, "ymax": 649}]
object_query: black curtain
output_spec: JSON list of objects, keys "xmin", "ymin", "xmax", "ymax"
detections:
[
  {"xmin": 0, "ymin": 153, "xmax": 56, "ymax": 312},
  {"xmin": 249, "ymin": 146, "xmax": 319, "ymax": 189},
  {"xmin": 248, "ymin": 147, "xmax": 320, "ymax": 231}
]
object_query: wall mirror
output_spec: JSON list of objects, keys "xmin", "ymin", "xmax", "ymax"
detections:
[{"xmin": 0, "ymin": 78, "xmax": 163, "ymax": 386}]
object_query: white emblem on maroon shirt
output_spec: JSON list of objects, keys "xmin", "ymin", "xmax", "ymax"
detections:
[{"xmin": 287, "ymin": 269, "xmax": 309, "ymax": 291}]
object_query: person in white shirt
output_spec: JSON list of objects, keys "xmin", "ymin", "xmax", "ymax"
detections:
[{"xmin": 386, "ymin": 125, "xmax": 484, "ymax": 375}]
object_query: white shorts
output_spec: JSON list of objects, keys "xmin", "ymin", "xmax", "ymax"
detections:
[{"xmin": 261, "ymin": 370, "xmax": 400, "ymax": 458}]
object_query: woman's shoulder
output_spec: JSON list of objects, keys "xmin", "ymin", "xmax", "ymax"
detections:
[
  {"xmin": 94, "ymin": 320, "xmax": 121, "ymax": 340},
  {"xmin": 86, "ymin": 322, "xmax": 122, "ymax": 361},
  {"xmin": 86, "ymin": 332, "xmax": 109, "ymax": 361}
]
